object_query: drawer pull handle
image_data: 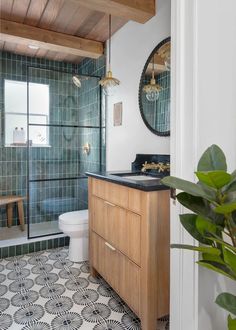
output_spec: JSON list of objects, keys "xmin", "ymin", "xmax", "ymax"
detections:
[
  {"xmin": 105, "ymin": 242, "xmax": 116, "ymax": 251},
  {"xmin": 104, "ymin": 201, "xmax": 115, "ymax": 207}
]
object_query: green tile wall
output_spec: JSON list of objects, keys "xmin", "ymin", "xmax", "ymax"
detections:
[
  {"xmin": 0, "ymin": 52, "xmax": 106, "ymax": 232},
  {"xmin": 0, "ymin": 236, "xmax": 69, "ymax": 259}
]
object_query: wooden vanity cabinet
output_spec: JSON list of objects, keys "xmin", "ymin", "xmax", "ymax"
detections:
[{"xmin": 88, "ymin": 177, "xmax": 170, "ymax": 330}]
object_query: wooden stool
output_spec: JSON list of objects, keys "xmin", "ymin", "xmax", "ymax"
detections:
[{"xmin": 0, "ymin": 196, "xmax": 26, "ymax": 231}]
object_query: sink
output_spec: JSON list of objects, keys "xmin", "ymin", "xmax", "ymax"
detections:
[
  {"xmin": 122, "ymin": 175, "xmax": 158, "ymax": 181},
  {"xmin": 110, "ymin": 172, "xmax": 161, "ymax": 181}
]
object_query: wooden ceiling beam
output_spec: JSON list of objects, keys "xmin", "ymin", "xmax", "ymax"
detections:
[
  {"xmin": 74, "ymin": 0, "xmax": 155, "ymax": 23},
  {"xmin": 0, "ymin": 19, "xmax": 104, "ymax": 59}
]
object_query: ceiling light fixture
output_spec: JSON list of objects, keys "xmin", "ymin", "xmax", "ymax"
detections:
[
  {"xmin": 99, "ymin": 15, "xmax": 120, "ymax": 96},
  {"xmin": 143, "ymin": 56, "xmax": 162, "ymax": 102}
]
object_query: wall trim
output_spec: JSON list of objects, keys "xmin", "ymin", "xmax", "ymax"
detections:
[{"xmin": 170, "ymin": 1, "xmax": 199, "ymax": 329}]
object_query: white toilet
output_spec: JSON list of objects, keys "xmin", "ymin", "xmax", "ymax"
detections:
[{"xmin": 59, "ymin": 209, "xmax": 89, "ymax": 262}]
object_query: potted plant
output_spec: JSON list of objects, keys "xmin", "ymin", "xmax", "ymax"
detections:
[{"xmin": 161, "ymin": 145, "xmax": 236, "ymax": 330}]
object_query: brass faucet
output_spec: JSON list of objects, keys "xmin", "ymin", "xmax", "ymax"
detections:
[{"xmin": 141, "ymin": 161, "xmax": 170, "ymax": 173}]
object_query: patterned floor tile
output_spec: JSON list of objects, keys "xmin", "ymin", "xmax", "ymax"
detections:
[{"xmin": 0, "ymin": 247, "xmax": 169, "ymax": 330}]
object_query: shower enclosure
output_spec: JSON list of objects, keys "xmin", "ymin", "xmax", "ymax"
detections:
[{"xmin": 26, "ymin": 66, "xmax": 104, "ymax": 239}]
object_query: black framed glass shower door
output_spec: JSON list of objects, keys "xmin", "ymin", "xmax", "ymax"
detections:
[{"xmin": 27, "ymin": 66, "xmax": 103, "ymax": 239}]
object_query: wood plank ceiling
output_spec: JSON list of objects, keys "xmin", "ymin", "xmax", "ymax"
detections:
[{"xmin": 0, "ymin": 0, "xmax": 128, "ymax": 63}]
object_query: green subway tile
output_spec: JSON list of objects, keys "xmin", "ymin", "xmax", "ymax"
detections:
[
  {"xmin": 65, "ymin": 237, "xmax": 70, "ymax": 246},
  {"xmin": 23, "ymin": 244, "xmax": 29, "ymax": 255},
  {"xmin": 9, "ymin": 246, "xmax": 15, "ymax": 257},
  {"xmin": 59, "ymin": 237, "xmax": 64, "ymax": 247},
  {"xmin": 16, "ymin": 245, "xmax": 22, "ymax": 256},
  {"xmin": 35, "ymin": 242, "xmax": 41, "ymax": 252},
  {"xmin": 2, "ymin": 247, "xmax": 8, "ymax": 259},
  {"xmin": 41, "ymin": 240, "xmax": 47, "ymax": 251},
  {"xmin": 53, "ymin": 239, "xmax": 59, "ymax": 249},
  {"xmin": 29, "ymin": 243, "xmax": 35, "ymax": 254},
  {"xmin": 47, "ymin": 240, "xmax": 53, "ymax": 250}
]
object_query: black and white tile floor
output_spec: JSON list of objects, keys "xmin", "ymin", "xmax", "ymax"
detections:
[{"xmin": 0, "ymin": 247, "xmax": 169, "ymax": 330}]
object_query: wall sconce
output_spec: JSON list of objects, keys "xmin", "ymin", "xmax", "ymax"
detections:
[{"xmin": 83, "ymin": 143, "xmax": 91, "ymax": 155}]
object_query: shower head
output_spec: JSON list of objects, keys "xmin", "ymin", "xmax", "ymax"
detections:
[{"xmin": 72, "ymin": 75, "xmax": 81, "ymax": 88}]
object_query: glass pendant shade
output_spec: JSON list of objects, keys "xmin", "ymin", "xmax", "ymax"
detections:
[
  {"xmin": 99, "ymin": 70, "xmax": 120, "ymax": 96},
  {"xmin": 143, "ymin": 71, "xmax": 162, "ymax": 102}
]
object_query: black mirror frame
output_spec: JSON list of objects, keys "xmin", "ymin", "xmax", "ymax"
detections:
[{"xmin": 138, "ymin": 36, "xmax": 171, "ymax": 136}]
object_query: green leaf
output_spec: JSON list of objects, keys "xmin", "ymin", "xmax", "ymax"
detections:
[
  {"xmin": 206, "ymin": 236, "xmax": 236, "ymax": 253},
  {"xmin": 216, "ymin": 293, "xmax": 236, "ymax": 315},
  {"xmin": 224, "ymin": 179, "xmax": 236, "ymax": 193},
  {"xmin": 223, "ymin": 248, "xmax": 236, "ymax": 274},
  {"xmin": 197, "ymin": 260, "xmax": 236, "ymax": 280},
  {"xmin": 180, "ymin": 214, "xmax": 212, "ymax": 245},
  {"xmin": 171, "ymin": 244, "xmax": 221, "ymax": 255},
  {"xmin": 232, "ymin": 170, "xmax": 236, "ymax": 179},
  {"xmin": 228, "ymin": 315, "xmax": 236, "ymax": 330},
  {"xmin": 232, "ymin": 211, "xmax": 236, "ymax": 226},
  {"xmin": 161, "ymin": 176, "xmax": 216, "ymax": 201},
  {"xmin": 176, "ymin": 192, "xmax": 224, "ymax": 225},
  {"xmin": 195, "ymin": 171, "xmax": 232, "ymax": 189},
  {"xmin": 202, "ymin": 253, "xmax": 224, "ymax": 264},
  {"xmin": 196, "ymin": 216, "xmax": 217, "ymax": 236},
  {"xmin": 215, "ymin": 202, "xmax": 236, "ymax": 214},
  {"xmin": 197, "ymin": 144, "xmax": 227, "ymax": 171}
]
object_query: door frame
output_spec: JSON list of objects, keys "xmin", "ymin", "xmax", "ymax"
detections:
[{"xmin": 170, "ymin": 1, "xmax": 199, "ymax": 329}]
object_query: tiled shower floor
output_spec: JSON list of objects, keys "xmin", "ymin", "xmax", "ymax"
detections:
[
  {"xmin": 0, "ymin": 247, "xmax": 169, "ymax": 330},
  {"xmin": 0, "ymin": 222, "xmax": 59, "ymax": 246}
]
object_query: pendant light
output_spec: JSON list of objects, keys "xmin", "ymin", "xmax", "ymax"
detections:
[
  {"xmin": 143, "ymin": 55, "xmax": 162, "ymax": 102},
  {"xmin": 99, "ymin": 15, "xmax": 120, "ymax": 96}
]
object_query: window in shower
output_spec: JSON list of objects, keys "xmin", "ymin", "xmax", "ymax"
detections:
[
  {"xmin": 27, "ymin": 66, "xmax": 104, "ymax": 239},
  {"xmin": 4, "ymin": 79, "xmax": 50, "ymax": 146}
]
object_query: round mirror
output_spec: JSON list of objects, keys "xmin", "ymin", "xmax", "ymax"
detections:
[{"xmin": 139, "ymin": 37, "xmax": 171, "ymax": 136}]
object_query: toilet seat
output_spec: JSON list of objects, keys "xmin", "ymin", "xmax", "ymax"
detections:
[{"xmin": 59, "ymin": 210, "xmax": 88, "ymax": 225}]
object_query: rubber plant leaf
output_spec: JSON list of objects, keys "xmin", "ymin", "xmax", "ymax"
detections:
[
  {"xmin": 171, "ymin": 244, "xmax": 221, "ymax": 255},
  {"xmin": 197, "ymin": 144, "xmax": 227, "ymax": 171},
  {"xmin": 195, "ymin": 171, "xmax": 232, "ymax": 189},
  {"xmin": 223, "ymin": 248, "xmax": 236, "ymax": 274},
  {"xmin": 177, "ymin": 192, "xmax": 224, "ymax": 226},
  {"xmin": 197, "ymin": 260, "xmax": 236, "ymax": 281},
  {"xmin": 179, "ymin": 214, "xmax": 212, "ymax": 245},
  {"xmin": 216, "ymin": 293, "xmax": 236, "ymax": 315},
  {"xmin": 195, "ymin": 216, "xmax": 218, "ymax": 236},
  {"xmin": 214, "ymin": 202, "xmax": 236, "ymax": 214},
  {"xmin": 228, "ymin": 315, "xmax": 236, "ymax": 330},
  {"xmin": 224, "ymin": 179, "xmax": 236, "ymax": 193},
  {"xmin": 161, "ymin": 176, "xmax": 216, "ymax": 201}
]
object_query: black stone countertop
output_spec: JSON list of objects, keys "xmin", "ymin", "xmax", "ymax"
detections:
[{"xmin": 86, "ymin": 170, "xmax": 170, "ymax": 192}]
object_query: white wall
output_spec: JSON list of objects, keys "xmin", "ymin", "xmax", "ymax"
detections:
[
  {"xmin": 171, "ymin": 1, "xmax": 236, "ymax": 330},
  {"xmin": 106, "ymin": 0, "xmax": 171, "ymax": 171},
  {"xmin": 196, "ymin": 1, "xmax": 236, "ymax": 329}
]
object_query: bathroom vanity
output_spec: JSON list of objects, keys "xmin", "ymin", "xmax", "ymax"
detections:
[{"xmin": 87, "ymin": 171, "xmax": 170, "ymax": 330}]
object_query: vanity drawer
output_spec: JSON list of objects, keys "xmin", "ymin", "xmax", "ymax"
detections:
[
  {"xmin": 91, "ymin": 178, "xmax": 142, "ymax": 214},
  {"xmin": 91, "ymin": 196, "xmax": 141, "ymax": 266},
  {"xmin": 91, "ymin": 232, "xmax": 140, "ymax": 315},
  {"xmin": 92, "ymin": 178, "xmax": 128, "ymax": 208}
]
